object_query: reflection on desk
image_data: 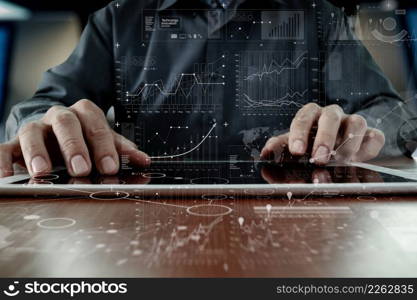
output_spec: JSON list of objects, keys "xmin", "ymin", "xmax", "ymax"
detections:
[{"xmin": 0, "ymin": 194, "xmax": 416, "ymax": 277}]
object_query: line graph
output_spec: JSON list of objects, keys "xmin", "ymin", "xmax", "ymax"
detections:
[
  {"xmin": 238, "ymin": 217, "xmax": 320, "ymax": 256},
  {"xmin": 127, "ymin": 73, "xmax": 225, "ymax": 98},
  {"xmin": 237, "ymin": 51, "xmax": 310, "ymax": 115},
  {"xmin": 239, "ymin": 219, "xmax": 281, "ymax": 252},
  {"xmin": 150, "ymin": 122, "xmax": 217, "ymax": 160},
  {"xmin": 244, "ymin": 51, "xmax": 308, "ymax": 81},
  {"xmin": 122, "ymin": 55, "xmax": 227, "ymax": 114},
  {"xmin": 241, "ymin": 90, "xmax": 307, "ymax": 108}
]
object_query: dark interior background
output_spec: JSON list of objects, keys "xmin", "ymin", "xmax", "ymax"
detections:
[
  {"xmin": 0, "ymin": 0, "xmax": 416, "ymax": 142},
  {"xmin": 6, "ymin": 0, "xmax": 404, "ymax": 21}
]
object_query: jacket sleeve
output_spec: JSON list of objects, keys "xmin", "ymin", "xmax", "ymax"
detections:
[
  {"xmin": 6, "ymin": 5, "xmax": 115, "ymax": 141},
  {"xmin": 322, "ymin": 4, "xmax": 417, "ymax": 157}
]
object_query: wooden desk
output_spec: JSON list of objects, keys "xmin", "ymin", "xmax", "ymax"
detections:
[{"xmin": 0, "ymin": 193, "xmax": 417, "ymax": 277}]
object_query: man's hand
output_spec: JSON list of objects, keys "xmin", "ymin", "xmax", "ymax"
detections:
[
  {"xmin": 0, "ymin": 99, "xmax": 150, "ymax": 178},
  {"xmin": 260, "ymin": 103, "xmax": 385, "ymax": 165}
]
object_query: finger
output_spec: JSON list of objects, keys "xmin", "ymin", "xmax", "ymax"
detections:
[
  {"xmin": 288, "ymin": 103, "xmax": 322, "ymax": 155},
  {"xmin": 44, "ymin": 107, "xmax": 91, "ymax": 177},
  {"xmin": 17, "ymin": 122, "xmax": 52, "ymax": 177},
  {"xmin": 260, "ymin": 133, "xmax": 289, "ymax": 162},
  {"xmin": 113, "ymin": 132, "xmax": 151, "ymax": 167},
  {"xmin": 352, "ymin": 128, "xmax": 385, "ymax": 162},
  {"xmin": 0, "ymin": 143, "xmax": 15, "ymax": 177},
  {"xmin": 311, "ymin": 105, "xmax": 344, "ymax": 165},
  {"xmin": 70, "ymin": 100, "xmax": 119, "ymax": 175},
  {"xmin": 334, "ymin": 115, "xmax": 367, "ymax": 162}
]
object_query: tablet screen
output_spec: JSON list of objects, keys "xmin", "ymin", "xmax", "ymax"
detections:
[{"xmin": 9, "ymin": 161, "xmax": 417, "ymax": 185}]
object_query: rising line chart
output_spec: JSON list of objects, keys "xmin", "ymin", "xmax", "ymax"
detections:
[
  {"xmin": 149, "ymin": 122, "xmax": 217, "ymax": 160},
  {"xmin": 236, "ymin": 51, "xmax": 309, "ymax": 115}
]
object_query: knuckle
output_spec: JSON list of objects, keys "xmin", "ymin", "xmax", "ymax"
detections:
[
  {"xmin": 290, "ymin": 117, "xmax": 310, "ymax": 131},
  {"xmin": 74, "ymin": 99, "xmax": 93, "ymax": 109},
  {"xmin": 348, "ymin": 114, "xmax": 367, "ymax": 129},
  {"xmin": 294, "ymin": 103, "xmax": 321, "ymax": 124},
  {"xmin": 45, "ymin": 105, "xmax": 63, "ymax": 117},
  {"xmin": 60, "ymin": 137, "xmax": 83, "ymax": 154},
  {"xmin": 316, "ymin": 132, "xmax": 335, "ymax": 146},
  {"xmin": 54, "ymin": 110, "xmax": 76, "ymax": 126},
  {"xmin": 18, "ymin": 121, "xmax": 42, "ymax": 137},
  {"xmin": 322, "ymin": 108, "xmax": 342, "ymax": 123},
  {"xmin": 294, "ymin": 111, "xmax": 313, "ymax": 127},
  {"xmin": 23, "ymin": 141, "xmax": 43, "ymax": 155},
  {"xmin": 328, "ymin": 104, "xmax": 344, "ymax": 114},
  {"xmin": 371, "ymin": 129, "xmax": 385, "ymax": 144},
  {"xmin": 73, "ymin": 99, "xmax": 102, "ymax": 114},
  {"xmin": 294, "ymin": 111, "xmax": 309, "ymax": 122},
  {"xmin": 25, "ymin": 145, "xmax": 39, "ymax": 155},
  {"xmin": 72, "ymin": 100, "xmax": 107, "ymax": 122},
  {"xmin": 304, "ymin": 102, "xmax": 321, "ymax": 111},
  {"xmin": 86, "ymin": 125, "xmax": 111, "ymax": 140}
]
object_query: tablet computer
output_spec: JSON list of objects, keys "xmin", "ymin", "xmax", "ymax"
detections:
[{"xmin": 1, "ymin": 160, "xmax": 417, "ymax": 197}]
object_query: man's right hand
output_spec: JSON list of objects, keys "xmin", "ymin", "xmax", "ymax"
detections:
[{"xmin": 0, "ymin": 99, "xmax": 150, "ymax": 178}]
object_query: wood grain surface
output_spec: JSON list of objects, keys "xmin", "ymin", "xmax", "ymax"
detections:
[{"xmin": 0, "ymin": 194, "xmax": 416, "ymax": 277}]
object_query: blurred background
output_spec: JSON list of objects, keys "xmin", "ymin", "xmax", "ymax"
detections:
[{"xmin": 0, "ymin": 0, "xmax": 416, "ymax": 142}]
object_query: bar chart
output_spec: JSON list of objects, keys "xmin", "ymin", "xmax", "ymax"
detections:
[{"xmin": 261, "ymin": 11, "xmax": 305, "ymax": 40}]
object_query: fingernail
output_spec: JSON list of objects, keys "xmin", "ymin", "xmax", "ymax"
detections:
[
  {"xmin": 31, "ymin": 156, "xmax": 48, "ymax": 174},
  {"xmin": 101, "ymin": 156, "xmax": 118, "ymax": 174},
  {"xmin": 71, "ymin": 155, "xmax": 89, "ymax": 175},
  {"xmin": 314, "ymin": 146, "xmax": 330, "ymax": 164},
  {"xmin": 292, "ymin": 140, "xmax": 305, "ymax": 154}
]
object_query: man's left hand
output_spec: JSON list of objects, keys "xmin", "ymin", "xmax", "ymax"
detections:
[{"xmin": 260, "ymin": 103, "xmax": 385, "ymax": 165}]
